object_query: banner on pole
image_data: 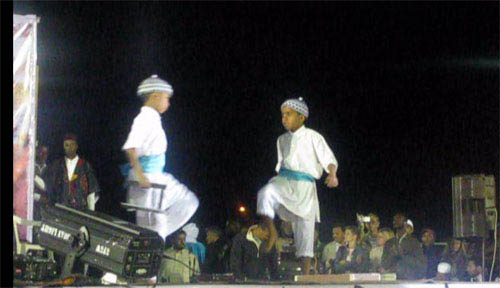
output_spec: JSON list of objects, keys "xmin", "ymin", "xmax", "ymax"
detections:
[{"xmin": 13, "ymin": 14, "xmax": 38, "ymax": 241}]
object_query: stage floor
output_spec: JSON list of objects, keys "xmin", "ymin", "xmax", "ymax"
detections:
[{"xmin": 21, "ymin": 282, "xmax": 500, "ymax": 288}]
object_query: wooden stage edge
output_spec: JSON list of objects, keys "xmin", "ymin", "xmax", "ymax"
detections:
[
  {"xmin": 22, "ymin": 283, "xmax": 500, "ymax": 288},
  {"xmin": 21, "ymin": 281, "xmax": 500, "ymax": 288}
]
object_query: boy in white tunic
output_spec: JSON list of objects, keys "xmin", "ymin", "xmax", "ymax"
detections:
[
  {"xmin": 121, "ymin": 75, "xmax": 199, "ymax": 241},
  {"xmin": 256, "ymin": 97, "xmax": 339, "ymax": 275}
]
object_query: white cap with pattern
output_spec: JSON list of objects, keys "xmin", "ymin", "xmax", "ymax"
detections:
[
  {"xmin": 281, "ymin": 97, "xmax": 309, "ymax": 118},
  {"xmin": 137, "ymin": 74, "xmax": 173, "ymax": 97},
  {"xmin": 437, "ymin": 262, "xmax": 451, "ymax": 274}
]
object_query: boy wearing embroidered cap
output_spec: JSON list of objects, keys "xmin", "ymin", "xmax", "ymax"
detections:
[
  {"xmin": 256, "ymin": 97, "xmax": 339, "ymax": 275},
  {"xmin": 121, "ymin": 75, "xmax": 199, "ymax": 241}
]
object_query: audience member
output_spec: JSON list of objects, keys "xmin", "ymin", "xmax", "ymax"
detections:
[
  {"xmin": 275, "ymin": 221, "xmax": 294, "ymax": 254},
  {"xmin": 160, "ymin": 230, "xmax": 200, "ymax": 284},
  {"xmin": 229, "ymin": 223, "xmax": 277, "ymax": 280},
  {"xmin": 370, "ymin": 227, "xmax": 394, "ymax": 273},
  {"xmin": 222, "ymin": 218, "xmax": 242, "ymax": 272},
  {"xmin": 321, "ymin": 223, "xmax": 344, "ymax": 273},
  {"xmin": 381, "ymin": 213, "xmax": 426, "ymax": 279},
  {"xmin": 435, "ymin": 262, "xmax": 452, "ymax": 281},
  {"xmin": 183, "ymin": 223, "xmax": 206, "ymax": 265},
  {"xmin": 332, "ymin": 225, "xmax": 369, "ymax": 274},
  {"xmin": 33, "ymin": 143, "xmax": 49, "ymax": 243},
  {"xmin": 34, "ymin": 143, "xmax": 49, "ymax": 208},
  {"xmin": 360, "ymin": 213, "xmax": 380, "ymax": 249},
  {"xmin": 440, "ymin": 237, "xmax": 467, "ymax": 281},
  {"xmin": 47, "ymin": 133, "xmax": 100, "ymax": 210},
  {"xmin": 404, "ymin": 219, "xmax": 414, "ymax": 236},
  {"xmin": 421, "ymin": 228, "xmax": 440, "ymax": 279},
  {"xmin": 203, "ymin": 226, "xmax": 228, "ymax": 274},
  {"xmin": 464, "ymin": 257, "xmax": 484, "ymax": 282},
  {"xmin": 313, "ymin": 228, "xmax": 325, "ymax": 273}
]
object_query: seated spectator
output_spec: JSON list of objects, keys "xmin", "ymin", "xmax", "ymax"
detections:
[
  {"xmin": 440, "ymin": 237, "xmax": 467, "ymax": 281},
  {"xmin": 322, "ymin": 223, "xmax": 344, "ymax": 273},
  {"xmin": 313, "ymin": 228, "xmax": 325, "ymax": 273},
  {"xmin": 435, "ymin": 262, "xmax": 452, "ymax": 281},
  {"xmin": 33, "ymin": 143, "xmax": 49, "ymax": 244},
  {"xmin": 203, "ymin": 226, "xmax": 228, "ymax": 274},
  {"xmin": 332, "ymin": 225, "xmax": 369, "ymax": 274},
  {"xmin": 369, "ymin": 227, "xmax": 394, "ymax": 273},
  {"xmin": 275, "ymin": 220, "xmax": 294, "ymax": 254},
  {"xmin": 381, "ymin": 213, "xmax": 426, "ymax": 280},
  {"xmin": 360, "ymin": 213, "xmax": 380, "ymax": 249},
  {"xmin": 222, "ymin": 218, "xmax": 242, "ymax": 272},
  {"xmin": 230, "ymin": 223, "xmax": 277, "ymax": 280},
  {"xmin": 183, "ymin": 223, "xmax": 206, "ymax": 265},
  {"xmin": 159, "ymin": 230, "xmax": 200, "ymax": 284},
  {"xmin": 421, "ymin": 228, "xmax": 440, "ymax": 279},
  {"xmin": 404, "ymin": 219, "xmax": 414, "ymax": 236},
  {"xmin": 464, "ymin": 257, "xmax": 484, "ymax": 282}
]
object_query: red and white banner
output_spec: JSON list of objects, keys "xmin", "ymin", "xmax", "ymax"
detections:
[{"xmin": 14, "ymin": 14, "xmax": 38, "ymax": 241}]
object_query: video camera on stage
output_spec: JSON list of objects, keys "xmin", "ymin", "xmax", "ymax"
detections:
[{"xmin": 38, "ymin": 204, "xmax": 163, "ymax": 280}]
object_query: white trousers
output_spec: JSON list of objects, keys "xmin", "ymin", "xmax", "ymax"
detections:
[
  {"xmin": 257, "ymin": 176, "xmax": 317, "ymax": 258},
  {"xmin": 127, "ymin": 171, "xmax": 199, "ymax": 240}
]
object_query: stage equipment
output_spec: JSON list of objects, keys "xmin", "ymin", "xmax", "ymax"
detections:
[
  {"xmin": 293, "ymin": 273, "xmax": 395, "ymax": 284},
  {"xmin": 39, "ymin": 203, "xmax": 163, "ymax": 279},
  {"xmin": 452, "ymin": 174, "xmax": 491, "ymax": 238},
  {"xmin": 276, "ymin": 245, "xmax": 302, "ymax": 280},
  {"xmin": 14, "ymin": 253, "xmax": 58, "ymax": 282}
]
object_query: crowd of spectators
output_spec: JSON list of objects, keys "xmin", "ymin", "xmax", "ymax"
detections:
[{"xmin": 158, "ymin": 211, "xmax": 499, "ymax": 284}]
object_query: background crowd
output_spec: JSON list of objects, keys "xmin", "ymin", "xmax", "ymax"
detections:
[{"xmin": 157, "ymin": 212, "xmax": 499, "ymax": 283}]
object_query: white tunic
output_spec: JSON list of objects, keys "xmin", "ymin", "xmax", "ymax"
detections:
[
  {"xmin": 122, "ymin": 106, "xmax": 167, "ymax": 156},
  {"xmin": 122, "ymin": 106, "xmax": 198, "ymax": 239},
  {"xmin": 276, "ymin": 125, "xmax": 338, "ymax": 179},
  {"xmin": 258, "ymin": 125, "xmax": 338, "ymax": 222}
]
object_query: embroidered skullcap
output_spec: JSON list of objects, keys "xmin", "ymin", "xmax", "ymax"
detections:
[
  {"xmin": 63, "ymin": 133, "xmax": 78, "ymax": 142},
  {"xmin": 182, "ymin": 223, "xmax": 199, "ymax": 243},
  {"xmin": 437, "ymin": 262, "xmax": 451, "ymax": 274},
  {"xmin": 281, "ymin": 97, "xmax": 309, "ymax": 118},
  {"xmin": 137, "ymin": 74, "xmax": 173, "ymax": 97}
]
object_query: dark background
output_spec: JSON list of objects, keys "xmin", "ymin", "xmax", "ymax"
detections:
[{"xmin": 13, "ymin": 2, "xmax": 499, "ymax": 243}]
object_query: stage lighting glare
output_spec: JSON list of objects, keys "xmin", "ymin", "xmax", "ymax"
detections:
[{"xmin": 238, "ymin": 206, "xmax": 246, "ymax": 213}]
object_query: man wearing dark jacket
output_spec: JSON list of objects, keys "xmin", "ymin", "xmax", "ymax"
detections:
[
  {"xmin": 203, "ymin": 226, "xmax": 229, "ymax": 274},
  {"xmin": 421, "ymin": 228, "xmax": 441, "ymax": 279},
  {"xmin": 47, "ymin": 133, "xmax": 100, "ymax": 210},
  {"xmin": 381, "ymin": 213, "xmax": 427, "ymax": 280},
  {"xmin": 332, "ymin": 226, "xmax": 370, "ymax": 274},
  {"xmin": 229, "ymin": 223, "xmax": 277, "ymax": 280}
]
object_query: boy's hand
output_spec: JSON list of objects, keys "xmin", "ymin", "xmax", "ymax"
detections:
[
  {"xmin": 137, "ymin": 172, "xmax": 151, "ymax": 188},
  {"xmin": 325, "ymin": 173, "xmax": 338, "ymax": 188}
]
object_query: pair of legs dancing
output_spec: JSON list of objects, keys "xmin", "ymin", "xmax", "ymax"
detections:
[{"xmin": 257, "ymin": 176, "xmax": 318, "ymax": 275}]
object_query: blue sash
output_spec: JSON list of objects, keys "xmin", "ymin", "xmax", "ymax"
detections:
[
  {"xmin": 278, "ymin": 167, "xmax": 315, "ymax": 182},
  {"xmin": 119, "ymin": 154, "xmax": 165, "ymax": 177}
]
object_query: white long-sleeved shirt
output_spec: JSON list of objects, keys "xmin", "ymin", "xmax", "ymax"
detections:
[
  {"xmin": 65, "ymin": 155, "xmax": 79, "ymax": 180},
  {"xmin": 322, "ymin": 241, "xmax": 342, "ymax": 270},
  {"xmin": 275, "ymin": 125, "xmax": 338, "ymax": 179},
  {"xmin": 160, "ymin": 248, "xmax": 199, "ymax": 284},
  {"xmin": 122, "ymin": 106, "xmax": 167, "ymax": 157}
]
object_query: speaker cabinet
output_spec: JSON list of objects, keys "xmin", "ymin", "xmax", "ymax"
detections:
[{"xmin": 452, "ymin": 175, "xmax": 488, "ymax": 238}]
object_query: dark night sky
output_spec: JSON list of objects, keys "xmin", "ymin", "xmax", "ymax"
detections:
[{"xmin": 13, "ymin": 2, "xmax": 499, "ymax": 242}]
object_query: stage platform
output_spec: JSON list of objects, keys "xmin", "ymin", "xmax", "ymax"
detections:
[
  {"xmin": 19, "ymin": 281, "xmax": 500, "ymax": 287},
  {"xmin": 124, "ymin": 284, "xmax": 499, "ymax": 288}
]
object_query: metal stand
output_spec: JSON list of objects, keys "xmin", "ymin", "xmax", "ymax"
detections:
[
  {"xmin": 61, "ymin": 252, "xmax": 78, "ymax": 277},
  {"xmin": 482, "ymin": 237, "xmax": 485, "ymax": 282}
]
